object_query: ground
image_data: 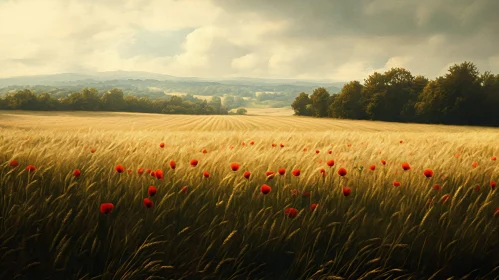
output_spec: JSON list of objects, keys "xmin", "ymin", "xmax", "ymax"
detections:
[{"xmin": 0, "ymin": 111, "xmax": 498, "ymax": 280}]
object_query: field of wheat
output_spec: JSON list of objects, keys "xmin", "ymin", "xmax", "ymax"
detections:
[{"xmin": 1, "ymin": 111, "xmax": 499, "ymax": 280}]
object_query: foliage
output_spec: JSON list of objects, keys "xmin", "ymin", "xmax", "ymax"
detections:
[{"xmin": 236, "ymin": 108, "xmax": 248, "ymax": 115}]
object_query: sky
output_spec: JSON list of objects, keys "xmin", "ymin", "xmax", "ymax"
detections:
[{"xmin": 0, "ymin": 0, "xmax": 498, "ymax": 81}]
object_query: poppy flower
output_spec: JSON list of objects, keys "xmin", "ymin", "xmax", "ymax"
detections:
[
  {"xmin": 319, "ymin": 168, "xmax": 326, "ymax": 176},
  {"xmin": 315, "ymin": 150, "xmax": 320, "ymax": 154},
  {"xmin": 150, "ymin": 171, "xmax": 156, "ymax": 177},
  {"xmin": 9, "ymin": 159, "xmax": 19, "ymax": 168},
  {"xmin": 326, "ymin": 160, "xmax": 335, "ymax": 167},
  {"xmin": 381, "ymin": 160, "xmax": 386, "ymax": 165},
  {"xmin": 203, "ymin": 171, "xmax": 210, "ymax": 178},
  {"xmin": 229, "ymin": 145, "xmax": 234, "ymax": 150},
  {"xmin": 143, "ymin": 198, "xmax": 154, "ymax": 208},
  {"xmin": 137, "ymin": 168, "xmax": 145, "ymax": 175},
  {"xmin": 155, "ymin": 169, "xmax": 164, "ymax": 180},
  {"xmin": 492, "ymin": 156, "xmax": 497, "ymax": 161},
  {"xmin": 399, "ymin": 140, "xmax": 403, "ymax": 144},
  {"xmin": 393, "ymin": 181, "xmax": 401, "ymax": 187},
  {"xmin": 491, "ymin": 181, "xmax": 497, "ymax": 190},
  {"xmin": 100, "ymin": 203, "xmax": 114, "ymax": 214},
  {"xmin": 241, "ymin": 142, "xmax": 246, "ymax": 146},
  {"xmin": 202, "ymin": 149, "xmax": 208, "ymax": 154},
  {"xmin": 303, "ymin": 148, "xmax": 308, "ymax": 152},
  {"xmin": 494, "ymin": 207, "xmax": 499, "ymax": 217},
  {"xmin": 328, "ymin": 150, "xmax": 332, "ymax": 154},
  {"xmin": 190, "ymin": 159, "xmax": 199, "ymax": 167},
  {"xmin": 472, "ymin": 162, "xmax": 478, "ymax": 168},
  {"xmin": 369, "ymin": 164, "xmax": 376, "ymax": 171},
  {"xmin": 310, "ymin": 204, "xmax": 318, "ymax": 211},
  {"xmin": 115, "ymin": 165, "xmax": 125, "ymax": 173},
  {"xmin": 181, "ymin": 186, "xmax": 188, "ymax": 194},
  {"xmin": 243, "ymin": 171, "xmax": 251, "ymax": 179},
  {"xmin": 302, "ymin": 190, "xmax": 311, "ymax": 197},
  {"xmin": 423, "ymin": 169, "xmax": 434, "ymax": 178},
  {"xmin": 280, "ymin": 143, "xmax": 284, "ymax": 148},
  {"xmin": 454, "ymin": 153, "xmax": 460, "ymax": 158},
  {"xmin": 261, "ymin": 184, "xmax": 271, "ymax": 194},
  {"xmin": 90, "ymin": 148, "xmax": 96, "ymax": 153},
  {"xmin": 284, "ymin": 208, "xmax": 298, "ymax": 218},
  {"xmin": 433, "ymin": 184, "xmax": 442, "ymax": 191},
  {"xmin": 169, "ymin": 160, "xmax": 176, "ymax": 170},
  {"xmin": 338, "ymin": 168, "xmax": 347, "ymax": 177},
  {"xmin": 250, "ymin": 141, "xmax": 255, "ymax": 145},
  {"xmin": 148, "ymin": 186, "xmax": 157, "ymax": 197},
  {"xmin": 475, "ymin": 185, "xmax": 481, "ymax": 192},
  {"xmin": 73, "ymin": 169, "xmax": 81, "ymax": 178},
  {"xmin": 292, "ymin": 169, "xmax": 301, "ymax": 177},
  {"xmin": 146, "ymin": 168, "xmax": 152, "ymax": 174},
  {"xmin": 291, "ymin": 189, "xmax": 298, "ymax": 196},
  {"xmin": 159, "ymin": 142, "xmax": 165, "ymax": 148},
  {"xmin": 401, "ymin": 162, "xmax": 411, "ymax": 171},
  {"xmin": 347, "ymin": 144, "xmax": 352, "ymax": 147},
  {"xmin": 342, "ymin": 187, "xmax": 351, "ymax": 196},
  {"xmin": 26, "ymin": 165, "xmax": 36, "ymax": 173},
  {"xmin": 440, "ymin": 194, "xmax": 450, "ymax": 204},
  {"xmin": 231, "ymin": 162, "xmax": 240, "ymax": 171},
  {"xmin": 127, "ymin": 169, "xmax": 132, "ymax": 174}
]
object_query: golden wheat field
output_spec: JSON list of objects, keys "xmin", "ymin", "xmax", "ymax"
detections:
[{"xmin": 1, "ymin": 110, "xmax": 499, "ymax": 280}]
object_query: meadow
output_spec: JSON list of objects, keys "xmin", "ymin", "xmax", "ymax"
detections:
[{"xmin": 1, "ymin": 111, "xmax": 498, "ymax": 280}]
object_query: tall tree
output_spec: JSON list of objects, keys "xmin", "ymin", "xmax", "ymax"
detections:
[
  {"xmin": 329, "ymin": 81, "xmax": 365, "ymax": 119},
  {"xmin": 310, "ymin": 87, "xmax": 330, "ymax": 117},
  {"xmin": 291, "ymin": 92, "xmax": 312, "ymax": 116}
]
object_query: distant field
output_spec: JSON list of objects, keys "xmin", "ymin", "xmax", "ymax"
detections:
[
  {"xmin": 1, "ymin": 111, "xmax": 498, "ymax": 279},
  {"xmin": 165, "ymin": 91, "xmax": 213, "ymax": 101}
]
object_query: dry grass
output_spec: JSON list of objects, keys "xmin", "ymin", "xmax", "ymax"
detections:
[{"xmin": 0, "ymin": 110, "xmax": 498, "ymax": 280}]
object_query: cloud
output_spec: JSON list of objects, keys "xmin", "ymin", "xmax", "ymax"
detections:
[{"xmin": 0, "ymin": 0, "xmax": 497, "ymax": 80}]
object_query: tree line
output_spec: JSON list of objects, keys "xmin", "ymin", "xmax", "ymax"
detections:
[
  {"xmin": 291, "ymin": 61, "xmax": 499, "ymax": 126},
  {"xmin": 0, "ymin": 88, "xmax": 230, "ymax": 115}
]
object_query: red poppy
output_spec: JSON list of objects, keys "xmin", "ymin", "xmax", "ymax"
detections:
[
  {"xmin": 310, "ymin": 203, "xmax": 318, "ymax": 211},
  {"xmin": 319, "ymin": 168, "xmax": 326, "ymax": 176},
  {"xmin": 272, "ymin": 143, "xmax": 277, "ymax": 147},
  {"xmin": 342, "ymin": 187, "xmax": 351, "ymax": 196},
  {"xmin": 433, "ymin": 184, "xmax": 441, "ymax": 191},
  {"xmin": 423, "ymin": 169, "xmax": 434, "ymax": 178},
  {"xmin": 73, "ymin": 169, "xmax": 81, "ymax": 178},
  {"xmin": 100, "ymin": 203, "xmax": 114, "ymax": 214},
  {"xmin": 278, "ymin": 168, "xmax": 286, "ymax": 175},
  {"xmin": 454, "ymin": 153, "xmax": 460, "ymax": 158},
  {"xmin": 127, "ymin": 169, "xmax": 132, "ymax": 174},
  {"xmin": 241, "ymin": 142, "xmax": 246, "ymax": 146},
  {"xmin": 155, "ymin": 169, "xmax": 164, "ymax": 180},
  {"xmin": 474, "ymin": 185, "xmax": 481, "ymax": 192},
  {"xmin": 231, "ymin": 162, "xmax": 240, "ymax": 171},
  {"xmin": 115, "ymin": 164, "xmax": 125, "ymax": 173},
  {"xmin": 393, "ymin": 181, "xmax": 401, "ymax": 187},
  {"xmin": 494, "ymin": 207, "xmax": 499, "ymax": 217},
  {"xmin": 148, "ymin": 186, "xmax": 157, "ymax": 197},
  {"xmin": 291, "ymin": 189, "xmax": 298, "ymax": 197},
  {"xmin": 315, "ymin": 150, "xmax": 320, "ymax": 154},
  {"xmin": 369, "ymin": 164, "xmax": 376, "ymax": 171},
  {"xmin": 203, "ymin": 171, "xmax": 210, "ymax": 178},
  {"xmin": 284, "ymin": 208, "xmax": 298, "ymax": 218},
  {"xmin": 491, "ymin": 181, "xmax": 497, "ymax": 190},
  {"xmin": 150, "ymin": 171, "xmax": 156, "ymax": 177},
  {"xmin": 401, "ymin": 162, "xmax": 411, "ymax": 171},
  {"xmin": 326, "ymin": 160, "xmax": 335, "ymax": 167},
  {"xmin": 440, "ymin": 194, "xmax": 450, "ymax": 204},
  {"xmin": 9, "ymin": 159, "xmax": 19, "ymax": 168},
  {"xmin": 137, "ymin": 168, "xmax": 145, "ymax": 175},
  {"xmin": 472, "ymin": 162, "xmax": 478, "ymax": 168},
  {"xmin": 169, "ymin": 160, "xmax": 176, "ymax": 170},
  {"xmin": 159, "ymin": 142, "xmax": 165, "ymax": 148},
  {"xmin": 143, "ymin": 198, "xmax": 154, "ymax": 208},
  {"xmin": 338, "ymin": 168, "xmax": 347, "ymax": 176},
  {"xmin": 347, "ymin": 144, "xmax": 352, "ymax": 147},
  {"xmin": 190, "ymin": 159, "xmax": 199, "ymax": 167},
  {"xmin": 302, "ymin": 190, "xmax": 311, "ymax": 197},
  {"xmin": 492, "ymin": 156, "xmax": 497, "ymax": 161},
  {"xmin": 303, "ymin": 148, "xmax": 308, "ymax": 152},
  {"xmin": 399, "ymin": 140, "xmax": 403, "ymax": 144},
  {"xmin": 266, "ymin": 171, "xmax": 275, "ymax": 177},
  {"xmin": 261, "ymin": 184, "xmax": 271, "ymax": 194},
  {"xmin": 202, "ymin": 149, "xmax": 208, "ymax": 154},
  {"xmin": 280, "ymin": 143, "xmax": 284, "ymax": 148},
  {"xmin": 90, "ymin": 148, "xmax": 96, "ymax": 153},
  {"xmin": 328, "ymin": 150, "xmax": 332, "ymax": 154},
  {"xmin": 181, "ymin": 186, "xmax": 188, "ymax": 194},
  {"xmin": 146, "ymin": 168, "xmax": 152, "ymax": 174},
  {"xmin": 243, "ymin": 171, "xmax": 251, "ymax": 179},
  {"xmin": 26, "ymin": 165, "xmax": 36, "ymax": 173},
  {"xmin": 381, "ymin": 160, "xmax": 386, "ymax": 165},
  {"xmin": 292, "ymin": 169, "xmax": 301, "ymax": 177},
  {"xmin": 229, "ymin": 146, "xmax": 234, "ymax": 150},
  {"xmin": 250, "ymin": 141, "xmax": 255, "ymax": 145}
]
